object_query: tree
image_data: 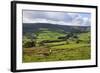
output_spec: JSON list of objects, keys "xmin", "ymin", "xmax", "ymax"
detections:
[
  {"xmin": 76, "ymin": 40, "xmax": 79, "ymax": 43},
  {"xmin": 58, "ymin": 36, "xmax": 66, "ymax": 39},
  {"xmin": 76, "ymin": 39, "xmax": 82, "ymax": 44},
  {"xmin": 23, "ymin": 40, "xmax": 35, "ymax": 48},
  {"xmin": 73, "ymin": 35, "xmax": 78, "ymax": 39},
  {"xmin": 65, "ymin": 32, "xmax": 74, "ymax": 39},
  {"xmin": 23, "ymin": 33, "xmax": 36, "ymax": 48}
]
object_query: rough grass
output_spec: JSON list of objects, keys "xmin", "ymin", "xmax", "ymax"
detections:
[
  {"xmin": 23, "ymin": 30, "xmax": 91, "ymax": 63},
  {"xmin": 23, "ymin": 44, "xmax": 90, "ymax": 62},
  {"xmin": 37, "ymin": 30, "xmax": 65, "ymax": 42}
]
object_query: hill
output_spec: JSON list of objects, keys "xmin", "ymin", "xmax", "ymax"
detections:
[{"xmin": 23, "ymin": 23, "xmax": 90, "ymax": 34}]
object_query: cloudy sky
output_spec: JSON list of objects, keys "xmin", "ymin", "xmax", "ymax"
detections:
[{"xmin": 23, "ymin": 10, "xmax": 91, "ymax": 26}]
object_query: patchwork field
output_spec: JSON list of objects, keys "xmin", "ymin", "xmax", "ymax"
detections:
[{"xmin": 23, "ymin": 28, "xmax": 91, "ymax": 62}]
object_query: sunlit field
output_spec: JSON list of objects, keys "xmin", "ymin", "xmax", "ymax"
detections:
[{"xmin": 23, "ymin": 28, "xmax": 91, "ymax": 62}]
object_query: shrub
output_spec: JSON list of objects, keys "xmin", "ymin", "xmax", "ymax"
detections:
[{"xmin": 23, "ymin": 40, "xmax": 35, "ymax": 48}]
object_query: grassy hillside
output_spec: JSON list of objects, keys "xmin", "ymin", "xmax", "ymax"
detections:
[{"xmin": 23, "ymin": 28, "xmax": 91, "ymax": 63}]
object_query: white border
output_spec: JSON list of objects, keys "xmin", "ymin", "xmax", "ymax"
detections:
[{"xmin": 16, "ymin": 4, "xmax": 96, "ymax": 70}]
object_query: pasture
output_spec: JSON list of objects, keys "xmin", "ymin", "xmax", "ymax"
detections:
[{"xmin": 23, "ymin": 29, "xmax": 91, "ymax": 62}]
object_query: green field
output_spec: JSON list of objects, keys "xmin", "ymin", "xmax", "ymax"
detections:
[{"xmin": 23, "ymin": 29, "xmax": 91, "ymax": 62}]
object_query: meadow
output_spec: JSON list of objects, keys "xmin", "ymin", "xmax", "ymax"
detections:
[{"xmin": 22, "ymin": 28, "xmax": 91, "ymax": 62}]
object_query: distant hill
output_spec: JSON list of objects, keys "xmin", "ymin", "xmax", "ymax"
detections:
[{"xmin": 23, "ymin": 23, "xmax": 90, "ymax": 34}]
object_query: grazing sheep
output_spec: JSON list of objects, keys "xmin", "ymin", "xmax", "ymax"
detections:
[{"xmin": 49, "ymin": 49, "xmax": 52, "ymax": 54}]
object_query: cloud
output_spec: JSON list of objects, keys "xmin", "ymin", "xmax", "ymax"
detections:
[
  {"xmin": 71, "ymin": 14, "xmax": 91, "ymax": 26},
  {"xmin": 45, "ymin": 11, "xmax": 72, "ymax": 22},
  {"xmin": 23, "ymin": 18, "xmax": 66, "ymax": 25},
  {"xmin": 23, "ymin": 10, "xmax": 91, "ymax": 26},
  {"xmin": 67, "ymin": 13, "xmax": 79, "ymax": 18},
  {"xmin": 82, "ymin": 17, "xmax": 91, "ymax": 26}
]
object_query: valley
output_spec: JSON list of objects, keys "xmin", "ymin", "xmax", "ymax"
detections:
[{"xmin": 22, "ymin": 23, "xmax": 91, "ymax": 62}]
